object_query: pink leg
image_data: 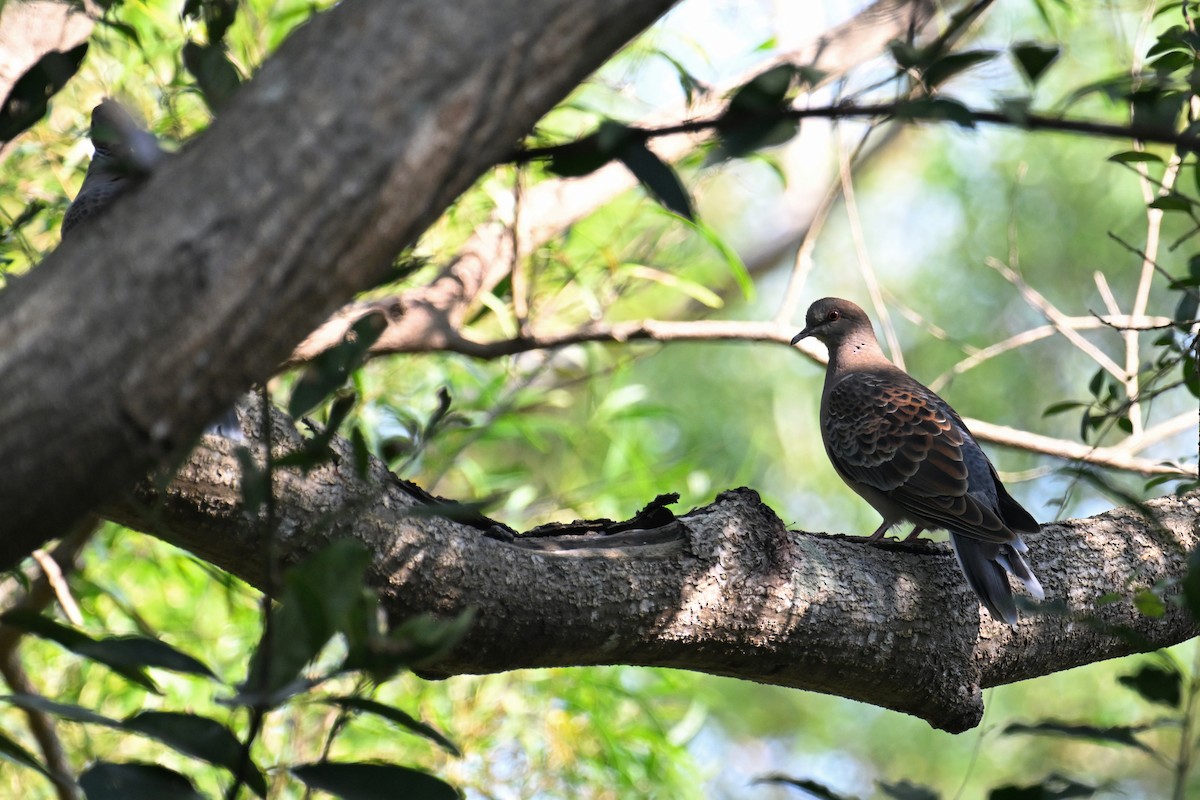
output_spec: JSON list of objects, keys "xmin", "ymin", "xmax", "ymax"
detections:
[
  {"xmin": 865, "ymin": 521, "xmax": 894, "ymax": 542},
  {"xmin": 902, "ymin": 526, "xmax": 926, "ymax": 542}
]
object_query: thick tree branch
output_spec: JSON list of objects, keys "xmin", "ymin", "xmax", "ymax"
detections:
[
  {"xmin": 0, "ymin": 0, "xmax": 681, "ymax": 568},
  {"xmin": 105, "ymin": 404, "xmax": 1200, "ymax": 734}
]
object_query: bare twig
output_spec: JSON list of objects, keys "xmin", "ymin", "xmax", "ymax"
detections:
[
  {"xmin": 1125, "ymin": 155, "xmax": 1182, "ymax": 436},
  {"xmin": 984, "ymin": 257, "xmax": 1125, "ymax": 379},
  {"xmin": 30, "ymin": 550, "xmax": 82, "ymax": 625},
  {"xmin": 930, "ymin": 315, "xmax": 1174, "ymax": 391},
  {"xmin": 838, "ymin": 131, "xmax": 906, "ymax": 369}
]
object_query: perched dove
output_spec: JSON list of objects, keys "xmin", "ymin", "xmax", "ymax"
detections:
[
  {"xmin": 61, "ymin": 99, "xmax": 165, "ymax": 238},
  {"xmin": 63, "ymin": 100, "xmax": 242, "ymax": 440},
  {"xmin": 792, "ymin": 297, "xmax": 1043, "ymax": 624}
]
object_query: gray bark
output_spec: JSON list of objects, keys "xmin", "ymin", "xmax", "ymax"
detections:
[
  {"xmin": 0, "ymin": 0, "xmax": 679, "ymax": 567},
  {"xmin": 106, "ymin": 400, "xmax": 1200, "ymax": 734}
]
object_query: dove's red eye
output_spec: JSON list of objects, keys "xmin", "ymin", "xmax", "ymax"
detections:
[{"xmin": 826, "ymin": 309, "xmax": 840, "ymax": 322}]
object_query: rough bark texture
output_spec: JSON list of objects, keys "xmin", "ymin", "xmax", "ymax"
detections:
[
  {"xmin": 105, "ymin": 399, "xmax": 1200, "ymax": 733},
  {"xmin": 0, "ymin": 0, "xmax": 679, "ymax": 568}
]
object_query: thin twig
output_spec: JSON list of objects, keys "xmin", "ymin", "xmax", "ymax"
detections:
[
  {"xmin": 1126, "ymin": 155, "xmax": 1182, "ymax": 436},
  {"xmin": 984, "ymin": 257, "xmax": 1125, "ymax": 379},
  {"xmin": 838, "ymin": 132, "xmax": 905, "ymax": 369},
  {"xmin": 30, "ymin": 550, "xmax": 83, "ymax": 625},
  {"xmin": 513, "ymin": 102, "xmax": 1200, "ymax": 164}
]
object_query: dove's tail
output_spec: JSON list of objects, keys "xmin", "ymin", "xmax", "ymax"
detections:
[{"xmin": 949, "ymin": 533, "xmax": 1044, "ymax": 625}]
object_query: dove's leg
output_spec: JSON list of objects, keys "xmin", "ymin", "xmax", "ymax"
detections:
[
  {"xmin": 902, "ymin": 526, "xmax": 926, "ymax": 542},
  {"xmin": 865, "ymin": 521, "xmax": 895, "ymax": 542}
]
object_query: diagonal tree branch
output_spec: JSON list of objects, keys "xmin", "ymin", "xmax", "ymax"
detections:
[
  {"xmin": 0, "ymin": 0, "xmax": 683, "ymax": 568},
  {"xmin": 103, "ymin": 402, "xmax": 1200, "ymax": 734}
]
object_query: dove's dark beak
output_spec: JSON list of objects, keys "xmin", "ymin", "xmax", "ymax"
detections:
[{"xmin": 790, "ymin": 329, "xmax": 811, "ymax": 345}]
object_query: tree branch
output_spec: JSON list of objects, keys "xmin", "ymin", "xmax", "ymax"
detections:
[
  {"xmin": 103, "ymin": 403, "xmax": 1200, "ymax": 734},
  {"xmin": 515, "ymin": 101, "xmax": 1200, "ymax": 163},
  {"xmin": 0, "ymin": 0, "xmax": 682, "ymax": 568}
]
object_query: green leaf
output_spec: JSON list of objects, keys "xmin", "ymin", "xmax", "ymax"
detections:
[
  {"xmin": 78, "ymin": 635, "xmax": 215, "ymax": 678},
  {"xmin": 711, "ymin": 115, "xmax": 798, "ymax": 161},
  {"xmin": 0, "ymin": 695, "xmax": 121, "ymax": 728},
  {"xmin": 243, "ymin": 540, "xmax": 373, "ymax": 698},
  {"xmin": 1175, "ymin": 287, "xmax": 1199, "ymax": 328},
  {"xmin": 182, "ymin": 41, "xmax": 242, "ymax": 113},
  {"xmin": 893, "ymin": 98, "xmax": 976, "ymax": 128},
  {"xmin": 1150, "ymin": 51, "xmax": 1194, "ymax": 73},
  {"xmin": 291, "ymin": 762, "xmax": 459, "ymax": 800},
  {"xmin": 1108, "ymin": 150, "xmax": 1163, "ymax": 164},
  {"xmin": 183, "ymin": 0, "xmax": 239, "ymax": 43},
  {"xmin": 1042, "ymin": 400, "xmax": 1085, "ymax": 417},
  {"xmin": 320, "ymin": 696, "xmax": 461, "ymax": 756},
  {"xmin": 1117, "ymin": 664, "xmax": 1182, "ymax": 708},
  {"xmin": 1002, "ymin": 721, "xmax": 1155, "ymax": 754},
  {"xmin": 879, "ymin": 780, "xmax": 939, "ymax": 800},
  {"xmin": 79, "ymin": 762, "xmax": 205, "ymax": 800},
  {"xmin": 989, "ymin": 774, "xmax": 1097, "ymax": 799},
  {"xmin": 235, "ymin": 445, "xmax": 268, "ymax": 515},
  {"xmin": 1131, "ymin": 589, "xmax": 1166, "ymax": 618},
  {"xmin": 1148, "ymin": 194, "xmax": 1193, "ymax": 212},
  {"xmin": 347, "ymin": 610, "xmax": 475, "ymax": 681},
  {"xmin": 289, "ymin": 312, "xmax": 387, "ymax": 418},
  {"xmin": 712, "ymin": 64, "xmax": 801, "ymax": 161},
  {"xmin": 617, "ymin": 139, "xmax": 694, "ymax": 220},
  {"xmin": 726, "ymin": 64, "xmax": 795, "ymax": 115},
  {"xmin": 1131, "ymin": 88, "xmax": 1185, "ymax": 136},
  {"xmin": 545, "ymin": 120, "xmax": 631, "ymax": 178},
  {"xmin": 756, "ymin": 775, "xmax": 857, "ymax": 800},
  {"xmin": 1182, "ymin": 351, "xmax": 1199, "ymax": 398},
  {"xmin": 0, "ymin": 43, "xmax": 89, "ymax": 143},
  {"xmin": 0, "ymin": 728, "xmax": 51, "ymax": 778},
  {"xmin": 1011, "ymin": 43, "xmax": 1060, "ymax": 84},
  {"xmin": 349, "ymin": 426, "xmax": 372, "ymax": 478},
  {"xmin": 922, "ymin": 50, "xmax": 997, "ymax": 88},
  {"xmin": 889, "ymin": 41, "xmax": 929, "ymax": 71},
  {"xmin": 124, "ymin": 712, "xmax": 267, "ymax": 797},
  {"xmin": 0, "ymin": 611, "xmax": 158, "ymax": 692}
]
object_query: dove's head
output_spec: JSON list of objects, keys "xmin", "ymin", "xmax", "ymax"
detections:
[{"xmin": 791, "ymin": 297, "xmax": 874, "ymax": 347}]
